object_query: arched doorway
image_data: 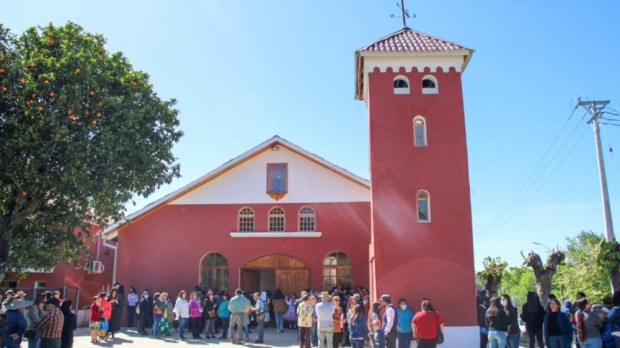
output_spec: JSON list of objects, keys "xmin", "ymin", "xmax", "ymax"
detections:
[{"xmin": 240, "ymin": 254, "xmax": 309, "ymax": 296}]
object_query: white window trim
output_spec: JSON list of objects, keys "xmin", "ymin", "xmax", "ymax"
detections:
[
  {"xmin": 421, "ymin": 75, "xmax": 438, "ymax": 94},
  {"xmin": 417, "ymin": 190, "xmax": 431, "ymax": 223},
  {"xmin": 230, "ymin": 232, "xmax": 322, "ymax": 238},
  {"xmin": 393, "ymin": 75, "xmax": 410, "ymax": 95},
  {"xmin": 413, "ymin": 116, "xmax": 428, "ymax": 147}
]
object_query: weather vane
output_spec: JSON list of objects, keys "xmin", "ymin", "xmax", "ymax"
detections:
[{"xmin": 391, "ymin": 0, "xmax": 415, "ymax": 28}]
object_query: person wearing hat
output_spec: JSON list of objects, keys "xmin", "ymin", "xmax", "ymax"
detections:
[
  {"xmin": 35, "ymin": 298, "xmax": 64, "ymax": 348},
  {"xmin": 3, "ymin": 298, "xmax": 32, "ymax": 348},
  {"xmin": 316, "ymin": 292, "xmax": 335, "ymax": 348},
  {"xmin": 379, "ymin": 294, "xmax": 398, "ymax": 348}
]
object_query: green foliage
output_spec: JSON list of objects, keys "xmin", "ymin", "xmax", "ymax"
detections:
[
  {"xmin": 598, "ymin": 240, "xmax": 620, "ymax": 273},
  {"xmin": 499, "ymin": 266, "xmax": 536, "ymax": 307},
  {"xmin": 552, "ymin": 231, "xmax": 610, "ymax": 303},
  {"xmin": 477, "ymin": 256, "xmax": 508, "ymax": 293},
  {"xmin": 0, "ymin": 22, "xmax": 182, "ymax": 274}
]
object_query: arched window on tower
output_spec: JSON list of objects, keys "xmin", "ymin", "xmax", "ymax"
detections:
[
  {"xmin": 413, "ymin": 116, "xmax": 427, "ymax": 147},
  {"xmin": 298, "ymin": 206, "xmax": 316, "ymax": 231},
  {"xmin": 200, "ymin": 252, "xmax": 228, "ymax": 292},
  {"xmin": 238, "ymin": 207, "xmax": 255, "ymax": 232},
  {"xmin": 393, "ymin": 76, "xmax": 410, "ymax": 95},
  {"xmin": 422, "ymin": 75, "xmax": 438, "ymax": 94},
  {"xmin": 323, "ymin": 252, "xmax": 353, "ymax": 290},
  {"xmin": 417, "ymin": 190, "xmax": 430, "ymax": 222},
  {"xmin": 269, "ymin": 207, "xmax": 285, "ymax": 231}
]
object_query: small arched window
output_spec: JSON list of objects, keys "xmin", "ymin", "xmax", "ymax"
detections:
[
  {"xmin": 269, "ymin": 207, "xmax": 285, "ymax": 231},
  {"xmin": 238, "ymin": 207, "xmax": 254, "ymax": 232},
  {"xmin": 413, "ymin": 116, "xmax": 427, "ymax": 147},
  {"xmin": 421, "ymin": 75, "xmax": 438, "ymax": 94},
  {"xmin": 323, "ymin": 252, "xmax": 353, "ymax": 290},
  {"xmin": 393, "ymin": 76, "xmax": 410, "ymax": 95},
  {"xmin": 299, "ymin": 207, "xmax": 316, "ymax": 231},
  {"xmin": 417, "ymin": 190, "xmax": 430, "ymax": 222}
]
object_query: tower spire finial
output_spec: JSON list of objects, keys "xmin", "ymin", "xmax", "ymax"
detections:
[
  {"xmin": 400, "ymin": 0, "xmax": 407, "ymax": 28},
  {"xmin": 391, "ymin": 0, "xmax": 414, "ymax": 28}
]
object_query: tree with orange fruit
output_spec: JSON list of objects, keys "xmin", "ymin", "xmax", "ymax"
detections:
[{"xmin": 0, "ymin": 23, "xmax": 182, "ymax": 280}]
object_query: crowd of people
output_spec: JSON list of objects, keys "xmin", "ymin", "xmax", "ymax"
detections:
[
  {"xmin": 477, "ymin": 289, "xmax": 620, "ymax": 348},
  {"xmin": 110, "ymin": 284, "xmax": 445, "ymax": 348},
  {"xmin": 0, "ymin": 289, "xmax": 76, "ymax": 348}
]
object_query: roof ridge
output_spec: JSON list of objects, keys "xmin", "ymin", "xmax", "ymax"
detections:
[{"xmin": 357, "ymin": 27, "xmax": 471, "ymax": 53}]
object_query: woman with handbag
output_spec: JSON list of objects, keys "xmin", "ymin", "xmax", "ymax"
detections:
[
  {"xmin": 152, "ymin": 292, "xmax": 165, "ymax": 338},
  {"xmin": 203, "ymin": 292, "xmax": 218, "ymax": 338},
  {"xmin": 412, "ymin": 299, "xmax": 444, "ymax": 348}
]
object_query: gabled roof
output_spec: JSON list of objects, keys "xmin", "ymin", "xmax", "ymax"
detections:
[
  {"xmin": 101, "ymin": 135, "xmax": 370, "ymax": 238},
  {"xmin": 358, "ymin": 27, "xmax": 470, "ymax": 53},
  {"xmin": 354, "ymin": 27, "xmax": 473, "ymax": 100}
]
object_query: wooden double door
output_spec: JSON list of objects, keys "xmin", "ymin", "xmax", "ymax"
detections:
[{"xmin": 240, "ymin": 254, "xmax": 310, "ymax": 295}]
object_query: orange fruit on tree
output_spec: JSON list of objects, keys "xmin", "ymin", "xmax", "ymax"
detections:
[
  {"xmin": 37, "ymin": 106, "xmax": 43, "ymax": 111},
  {"xmin": 43, "ymin": 79, "xmax": 49, "ymax": 84},
  {"xmin": 0, "ymin": 68, "xmax": 4, "ymax": 73},
  {"xmin": 90, "ymin": 90, "xmax": 95, "ymax": 96},
  {"xmin": 1, "ymin": 86, "xmax": 7, "ymax": 91},
  {"xmin": 92, "ymin": 120, "xmax": 97, "ymax": 125},
  {"xmin": 75, "ymin": 68, "xmax": 81, "ymax": 73},
  {"xmin": 49, "ymin": 92, "xmax": 55, "ymax": 97},
  {"xmin": 30, "ymin": 63, "xmax": 35, "ymax": 68},
  {"xmin": 19, "ymin": 78, "xmax": 25, "ymax": 84}
]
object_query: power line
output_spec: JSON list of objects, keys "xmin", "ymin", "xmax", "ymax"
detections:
[
  {"xmin": 476, "ymin": 109, "xmax": 587, "ymax": 237},
  {"xmin": 483, "ymin": 127, "xmax": 590, "ymax": 237},
  {"xmin": 476, "ymin": 107, "xmax": 580, "ymax": 236}
]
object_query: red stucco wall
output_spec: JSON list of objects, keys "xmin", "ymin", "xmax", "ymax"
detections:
[
  {"xmin": 6, "ymin": 225, "xmax": 114, "ymax": 309},
  {"xmin": 367, "ymin": 66, "xmax": 477, "ymax": 326},
  {"xmin": 115, "ymin": 202, "xmax": 370, "ymax": 299}
]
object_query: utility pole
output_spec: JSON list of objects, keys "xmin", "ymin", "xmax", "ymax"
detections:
[{"xmin": 578, "ymin": 99, "xmax": 615, "ymax": 242}]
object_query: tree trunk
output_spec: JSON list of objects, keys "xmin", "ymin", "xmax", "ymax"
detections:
[
  {"xmin": 611, "ymin": 269, "xmax": 620, "ymax": 293},
  {"xmin": 0, "ymin": 217, "xmax": 12, "ymax": 284},
  {"xmin": 485, "ymin": 278, "xmax": 498, "ymax": 296},
  {"xmin": 523, "ymin": 250, "xmax": 565, "ymax": 307}
]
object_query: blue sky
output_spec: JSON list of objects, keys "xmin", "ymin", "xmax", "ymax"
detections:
[{"xmin": 4, "ymin": 0, "xmax": 619, "ymax": 270}]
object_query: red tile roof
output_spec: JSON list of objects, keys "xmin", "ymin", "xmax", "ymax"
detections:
[{"xmin": 358, "ymin": 27, "xmax": 469, "ymax": 53}]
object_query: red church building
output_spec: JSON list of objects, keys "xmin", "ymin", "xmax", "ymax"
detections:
[{"xmin": 103, "ymin": 26, "xmax": 478, "ymax": 346}]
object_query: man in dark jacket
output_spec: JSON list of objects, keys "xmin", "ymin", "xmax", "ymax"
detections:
[{"xmin": 138, "ymin": 291, "xmax": 153, "ymax": 335}]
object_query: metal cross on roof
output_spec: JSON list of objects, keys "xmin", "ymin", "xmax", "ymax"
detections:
[{"xmin": 391, "ymin": 0, "xmax": 415, "ymax": 28}]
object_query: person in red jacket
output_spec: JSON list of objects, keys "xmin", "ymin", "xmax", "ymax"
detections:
[{"xmin": 89, "ymin": 297, "xmax": 103, "ymax": 344}]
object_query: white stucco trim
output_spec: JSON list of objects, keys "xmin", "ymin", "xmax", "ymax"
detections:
[
  {"xmin": 229, "ymin": 231, "xmax": 322, "ymax": 238},
  {"xmin": 428, "ymin": 326, "xmax": 479, "ymax": 348}
]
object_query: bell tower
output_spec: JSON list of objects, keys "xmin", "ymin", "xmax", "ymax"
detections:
[{"xmin": 355, "ymin": 27, "xmax": 478, "ymax": 344}]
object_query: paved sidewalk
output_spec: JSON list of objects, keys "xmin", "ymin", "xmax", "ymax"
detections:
[{"xmin": 74, "ymin": 327, "xmax": 303, "ymax": 347}]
